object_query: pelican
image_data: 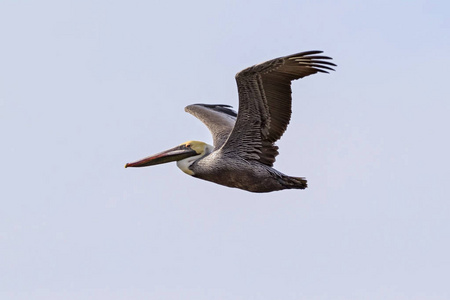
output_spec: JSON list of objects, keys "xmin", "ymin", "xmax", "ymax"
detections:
[{"xmin": 126, "ymin": 50, "xmax": 336, "ymax": 192}]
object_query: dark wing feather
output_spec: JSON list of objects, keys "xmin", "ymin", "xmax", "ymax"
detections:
[
  {"xmin": 185, "ymin": 104, "xmax": 237, "ymax": 149},
  {"xmin": 220, "ymin": 50, "xmax": 336, "ymax": 166}
]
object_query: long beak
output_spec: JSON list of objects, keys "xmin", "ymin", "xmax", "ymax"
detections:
[{"xmin": 125, "ymin": 145, "xmax": 198, "ymax": 168}]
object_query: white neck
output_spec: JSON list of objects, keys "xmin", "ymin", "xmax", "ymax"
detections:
[{"xmin": 176, "ymin": 143, "xmax": 213, "ymax": 175}]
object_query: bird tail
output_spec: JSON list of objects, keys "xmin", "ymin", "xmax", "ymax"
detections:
[{"xmin": 280, "ymin": 175, "xmax": 308, "ymax": 190}]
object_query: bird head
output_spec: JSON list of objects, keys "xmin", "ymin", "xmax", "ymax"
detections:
[{"xmin": 125, "ymin": 141, "xmax": 213, "ymax": 175}]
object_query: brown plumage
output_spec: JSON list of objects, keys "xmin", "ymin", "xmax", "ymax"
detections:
[
  {"xmin": 224, "ymin": 50, "xmax": 336, "ymax": 167},
  {"xmin": 126, "ymin": 51, "xmax": 336, "ymax": 192}
]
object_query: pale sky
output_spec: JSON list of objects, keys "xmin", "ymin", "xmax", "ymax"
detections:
[{"xmin": 1, "ymin": 1, "xmax": 449, "ymax": 299}]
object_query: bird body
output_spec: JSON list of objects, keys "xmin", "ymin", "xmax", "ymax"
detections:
[
  {"xmin": 188, "ymin": 149, "xmax": 307, "ymax": 192},
  {"xmin": 126, "ymin": 51, "xmax": 336, "ymax": 193}
]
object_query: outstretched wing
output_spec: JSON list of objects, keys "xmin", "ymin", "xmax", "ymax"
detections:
[
  {"xmin": 185, "ymin": 104, "xmax": 237, "ymax": 149},
  {"xmin": 220, "ymin": 50, "xmax": 336, "ymax": 166}
]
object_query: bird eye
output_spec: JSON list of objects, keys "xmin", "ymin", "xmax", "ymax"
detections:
[{"xmin": 186, "ymin": 144, "xmax": 191, "ymax": 148}]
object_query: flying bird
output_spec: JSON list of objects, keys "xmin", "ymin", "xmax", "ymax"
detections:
[{"xmin": 126, "ymin": 50, "xmax": 336, "ymax": 192}]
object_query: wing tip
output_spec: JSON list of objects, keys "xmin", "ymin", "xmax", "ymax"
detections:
[
  {"xmin": 187, "ymin": 103, "xmax": 238, "ymax": 118},
  {"xmin": 287, "ymin": 50, "xmax": 337, "ymax": 73}
]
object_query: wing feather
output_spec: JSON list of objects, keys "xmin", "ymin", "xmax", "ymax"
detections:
[
  {"xmin": 220, "ymin": 50, "xmax": 336, "ymax": 166},
  {"xmin": 185, "ymin": 104, "xmax": 237, "ymax": 149}
]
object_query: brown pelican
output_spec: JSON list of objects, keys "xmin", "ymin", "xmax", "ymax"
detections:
[{"xmin": 126, "ymin": 50, "xmax": 336, "ymax": 192}]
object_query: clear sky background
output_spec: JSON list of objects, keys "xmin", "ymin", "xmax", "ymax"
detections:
[{"xmin": 1, "ymin": 1, "xmax": 449, "ymax": 299}]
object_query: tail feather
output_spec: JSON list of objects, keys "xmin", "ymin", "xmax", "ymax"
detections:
[{"xmin": 280, "ymin": 175, "xmax": 308, "ymax": 190}]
